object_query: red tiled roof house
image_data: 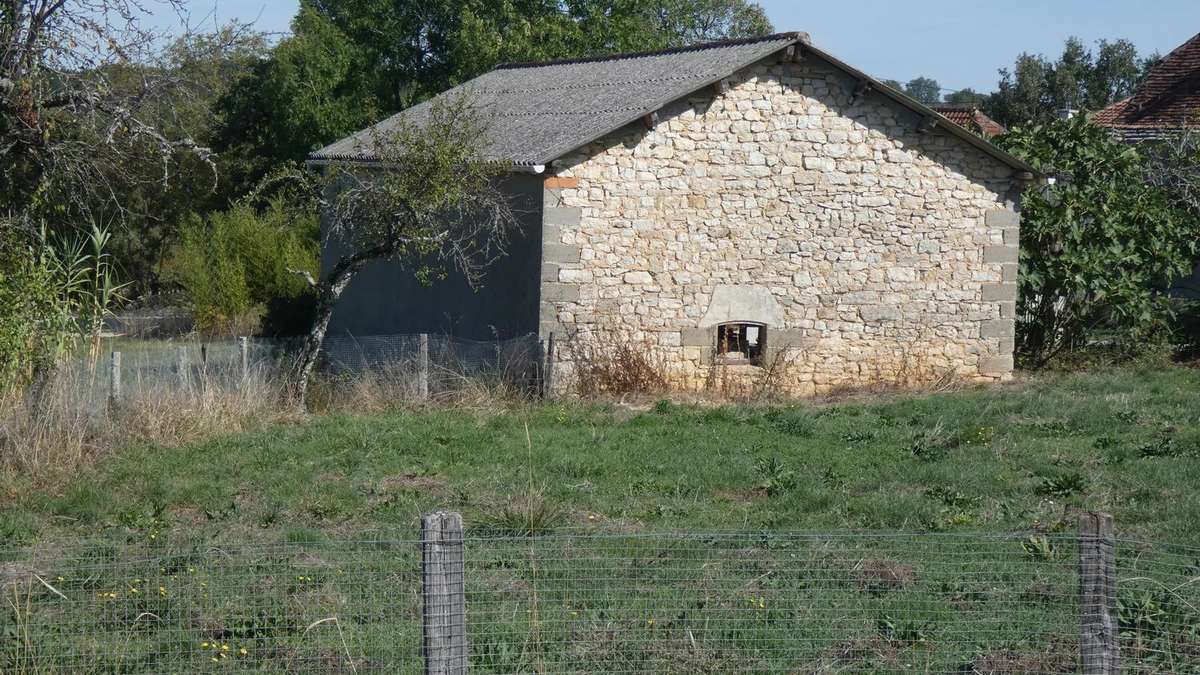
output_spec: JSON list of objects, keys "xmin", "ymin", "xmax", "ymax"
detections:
[{"xmin": 1097, "ymin": 32, "xmax": 1200, "ymax": 142}]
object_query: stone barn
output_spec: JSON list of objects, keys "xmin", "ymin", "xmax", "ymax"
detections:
[{"xmin": 312, "ymin": 32, "xmax": 1033, "ymax": 395}]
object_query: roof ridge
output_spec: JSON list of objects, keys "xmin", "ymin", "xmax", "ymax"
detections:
[{"xmin": 494, "ymin": 32, "xmax": 806, "ymax": 70}]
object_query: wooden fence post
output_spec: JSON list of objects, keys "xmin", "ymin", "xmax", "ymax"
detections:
[
  {"xmin": 542, "ymin": 332, "xmax": 555, "ymax": 399},
  {"xmin": 1080, "ymin": 511, "xmax": 1118, "ymax": 674},
  {"xmin": 108, "ymin": 351, "xmax": 122, "ymax": 406},
  {"xmin": 422, "ymin": 511, "xmax": 467, "ymax": 675},
  {"xmin": 239, "ymin": 337, "xmax": 250, "ymax": 380},
  {"xmin": 417, "ymin": 334, "xmax": 431, "ymax": 401},
  {"xmin": 176, "ymin": 347, "xmax": 188, "ymax": 386}
]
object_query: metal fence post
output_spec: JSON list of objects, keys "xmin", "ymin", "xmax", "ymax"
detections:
[
  {"xmin": 417, "ymin": 334, "xmax": 431, "ymax": 401},
  {"xmin": 239, "ymin": 337, "xmax": 250, "ymax": 380},
  {"xmin": 1080, "ymin": 511, "xmax": 1118, "ymax": 674},
  {"xmin": 108, "ymin": 351, "xmax": 122, "ymax": 406},
  {"xmin": 422, "ymin": 511, "xmax": 467, "ymax": 675}
]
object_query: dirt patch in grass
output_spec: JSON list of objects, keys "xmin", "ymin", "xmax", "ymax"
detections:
[
  {"xmin": 964, "ymin": 643, "xmax": 1077, "ymax": 673},
  {"xmin": 820, "ymin": 637, "xmax": 902, "ymax": 670},
  {"xmin": 378, "ymin": 474, "xmax": 444, "ymax": 492},
  {"xmin": 855, "ymin": 558, "xmax": 917, "ymax": 593}
]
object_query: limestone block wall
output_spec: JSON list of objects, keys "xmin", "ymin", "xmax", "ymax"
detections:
[{"xmin": 539, "ymin": 56, "xmax": 1022, "ymax": 396}]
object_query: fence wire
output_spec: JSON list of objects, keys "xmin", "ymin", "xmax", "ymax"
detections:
[
  {"xmin": 51, "ymin": 333, "xmax": 544, "ymax": 418},
  {"xmin": 463, "ymin": 531, "xmax": 1081, "ymax": 674},
  {"xmin": 1114, "ymin": 537, "xmax": 1200, "ymax": 673},
  {"xmin": 3, "ymin": 531, "xmax": 1199, "ymax": 673},
  {"xmin": 2, "ymin": 537, "xmax": 424, "ymax": 674}
]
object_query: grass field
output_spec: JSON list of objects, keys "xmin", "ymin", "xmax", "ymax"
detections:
[
  {"xmin": 4, "ymin": 366, "xmax": 1200, "ymax": 672},
  {"xmin": 3, "ymin": 365, "xmax": 1200, "ymax": 545}
]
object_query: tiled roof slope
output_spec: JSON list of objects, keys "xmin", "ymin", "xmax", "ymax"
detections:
[
  {"xmin": 932, "ymin": 105, "xmax": 1006, "ymax": 138},
  {"xmin": 1096, "ymin": 31, "xmax": 1200, "ymax": 141},
  {"xmin": 313, "ymin": 33, "xmax": 1032, "ymax": 172}
]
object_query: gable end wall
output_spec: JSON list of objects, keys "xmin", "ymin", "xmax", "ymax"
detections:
[{"xmin": 540, "ymin": 56, "xmax": 1020, "ymax": 396}]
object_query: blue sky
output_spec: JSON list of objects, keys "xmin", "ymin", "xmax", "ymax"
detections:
[{"xmin": 171, "ymin": 1, "xmax": 1199, "ymax": 93}]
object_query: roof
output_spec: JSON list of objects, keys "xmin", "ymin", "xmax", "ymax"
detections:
[
  {"xmin": 313, "ymin": 32, "xmax": 1033, "ymax": 174},
  {"xmin": 1096, "ymin": 31, "xmax": 1200, "ymax": 141},
  {"xmin": 931, "ymin": 105, "xmax": 1006, "ymax": 138}
]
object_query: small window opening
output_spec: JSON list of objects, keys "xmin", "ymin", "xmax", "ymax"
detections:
[{"xmin": 717, "ymin": 323, "xmax": 766, "ymax": 366}]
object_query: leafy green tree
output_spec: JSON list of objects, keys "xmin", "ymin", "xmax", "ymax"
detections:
[
  {"xmin": 290, "ymin": 98, "xmax": 520, "ymax": 406},
  {"xmin": 944, "ymin": 88, "xmax": 987, "ymax": 108},
  {"xmin": 902, "ymin": 77, "xmax": 942, "ymax": 105},
  {"xmin": 213, "ymin": 8, "xmax": 378, "ymax": 199},
  {"xmin": 989, "ymin": 53, "xmax": 1054, "ymax": 126},
  {"xmin": 987, "ymin": 37, "xmax": 1148, "ymax": 127},
  {"xmin": 997, "ymin": 116, "xmax": 1199, "ymax": 366},
  {"xmin": 216, "ymin": 0, "xmax": 772, "ymax": 194},
  {"xmin": 1087, "ymin": 39, "xmax": 1142, "ymax": 109}
]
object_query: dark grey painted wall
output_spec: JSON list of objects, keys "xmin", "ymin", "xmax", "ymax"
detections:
[{"xmin": 322, "ymin": 173, "xmax": 544, "ymax": 341}]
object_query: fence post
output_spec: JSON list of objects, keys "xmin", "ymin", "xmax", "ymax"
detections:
[
  {"xmin": 1080, "ymin": 511, "xmax": 1118, "ymax": 674},
  {"xmin": 542, "ymin": 332, "xmax": 556, "ymax": 399},
  {"xmin": 417, "ymin": 334, "xmax": 431, "ymax": 401},
  {"xmin": 108, "ymin": 351, "xmax": 122, "ymax": 406},
  {"xmin": 422, "ymin": 511, "xmax": 467, "ymax": 675},
  {"xmin": 176, "ymin": 347, "xmax": 188, "ymax": 386},
  {"xmin": 239, "ymin": 337, "xmax": 250, "ymax": 380}
]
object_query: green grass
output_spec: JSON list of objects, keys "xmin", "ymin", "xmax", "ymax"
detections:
[
  {"xmin": 4, "ymin": 366, "xmax": 1200, "ymax": 672},
  {"xmin": 5, "ymin": 366, "xmax": 1200, "ymax": 546}
]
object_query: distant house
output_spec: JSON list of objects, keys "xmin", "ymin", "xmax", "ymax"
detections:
[
  {"xmin": 932, "ymin": 105, "xmax": 1006, "ymax": 138},
  {"xmin": 1096, "ymin": 31, "xmax": 1200, "ymax": 142},
  {"xmin": 313, "ymin": 32, "xmax": 1035, "ymax": 395}
]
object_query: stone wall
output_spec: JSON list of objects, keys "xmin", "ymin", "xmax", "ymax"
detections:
[{"xmin": 539, "ymin": 55, "xmax": 1021, "ymax": 396}]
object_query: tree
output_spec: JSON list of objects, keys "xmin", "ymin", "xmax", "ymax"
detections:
[
  {"xmin": 902, "ymin": 77, "xmax": 942, "ymax": 105},
  {"xmin": 988, "ymin": 53, "xmax": 1054, "ymax": 127},
  {"xmin": 0, "ymin": 1, "xmax": 231, "ymax": 220},
  {"xmin": 1143, "ymin": 126, "xmax": 1200, "ymax": 226},
  {"xmin": 986, "ymin": 37, "xmax": 1148, "ymax": 127},
  {"xmin": 944, "ymin": 88, "xmax": 987, "ymax": 108},
  {"xmin": 213, "ymin": 7, "xmax": 378, "ymax": 200},
  {"xmin": 997, "ymin": 116, "xmax": 1199, "ymax": 366},
  {"xmin": 289, "ymin": 98, "xmax": 520, "ymax": 406},
  {"xmin": 1087, "ymin": 39, "xmax": 1142, "ymax": 109},
  {"xmin": 217, "ymin": 0, "xmax": 773, "ymax": 191},
  {"xmin": 0, "ymin": 2, "xmax": 266, "ymax": 296}
]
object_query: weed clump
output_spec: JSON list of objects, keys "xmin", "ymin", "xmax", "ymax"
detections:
[{"xmin": 478, "ymin": 491, "xmax": 566, "ymax": 537}]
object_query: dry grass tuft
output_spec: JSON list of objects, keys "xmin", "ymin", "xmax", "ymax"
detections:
[
  {"xmin": 0, "ymin": 364, "xmax": 288, "ymax": 481},
  {"xmin": 566, "ymin": 337, "xmax": 669, "ymax": 398}
]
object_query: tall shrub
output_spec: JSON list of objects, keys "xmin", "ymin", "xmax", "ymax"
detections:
[
  {"xmin": 0, "ymin": 229, "xmax": 77, "ymax": 396},
  {"xmin": 998, "ymin": 116, "xmax": 1199, "ymax": 367},
  {"xmin": 169, "ymin": 199, "xmax": 318, "ymax": 335}
]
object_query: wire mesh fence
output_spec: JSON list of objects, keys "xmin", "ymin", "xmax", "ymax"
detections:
[
  {"xmin": 463, "ymin": 531, "xmax": 1082, "ymax": 674},
  {"xmin": 3, "ymin": 536, "xmax": 425, "ymax": 673},
  {"xmin": 49, "ymin": 332, "xmax": 545, "ymax": 418},
  {"xmin": 3, "ymin": 519, "xmax": 1198, "ymax": 673}
]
